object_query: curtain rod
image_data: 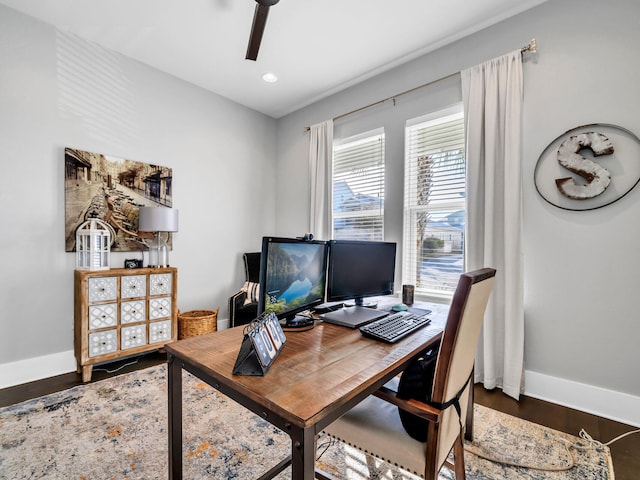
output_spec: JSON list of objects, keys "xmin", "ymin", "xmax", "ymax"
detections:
[{"xmin": 304, "ymin": 38, "xmax": 537, "ymax": 132}]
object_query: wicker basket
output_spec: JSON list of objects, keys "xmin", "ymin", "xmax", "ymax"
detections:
[{"xmin": 178, "ymin": 308, "xmax": 218, "ymax": 339}]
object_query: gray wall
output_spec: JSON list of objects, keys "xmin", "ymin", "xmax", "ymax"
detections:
[
  {"xmin": 275, "ymin": 0, "xmax": 640, "ymax": 423},
  {"xmin": 0, "ymin": 5, "xmax": 276, "ymax": 373}
]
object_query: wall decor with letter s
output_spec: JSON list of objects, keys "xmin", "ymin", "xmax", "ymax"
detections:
[{"xmin": 534, "ymin": 124, "xmax": 640, "ymax": 211}]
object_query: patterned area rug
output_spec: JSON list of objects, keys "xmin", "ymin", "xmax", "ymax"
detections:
[{"xmin": 0, "ymin": 364, "xmax": 614, "ymax": 479}]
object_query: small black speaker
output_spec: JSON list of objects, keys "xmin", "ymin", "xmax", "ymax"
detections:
[{"xmin": 124, "ymin": 259, "xmax": 144, "ymax": 269}]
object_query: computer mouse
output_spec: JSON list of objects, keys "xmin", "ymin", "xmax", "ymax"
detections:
[{"xmin": 391, "ymin": 304, "xmax": 408, "ymax": 312}]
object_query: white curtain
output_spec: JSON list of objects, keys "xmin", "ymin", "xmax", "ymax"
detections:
[
  {"xmin": 461, "ymin": 51, "xmax": 524, "ymax": 400},
  {"xmin": 308, "ymin": 119, "xmax": 333, "ymax": 240}
]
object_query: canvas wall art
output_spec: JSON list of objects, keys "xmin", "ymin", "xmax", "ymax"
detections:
[{"xmin": 65, "ymin": 148, "xmax": 173, "ymax": 252}]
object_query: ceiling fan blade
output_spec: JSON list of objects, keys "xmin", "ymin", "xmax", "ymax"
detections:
[{"xmin": 245, "ymin": 3, "xmax": 270, "ymax": 61}]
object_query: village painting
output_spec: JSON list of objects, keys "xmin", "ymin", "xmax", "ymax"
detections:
[{"xmin": 65, "ymin": 148, "xmax": 173, "ymax": 252}]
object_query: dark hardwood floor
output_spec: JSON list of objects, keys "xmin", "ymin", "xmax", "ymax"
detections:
[{"xmin": 1, "ymin": 353, "xmax": 638, "ymax": 479}]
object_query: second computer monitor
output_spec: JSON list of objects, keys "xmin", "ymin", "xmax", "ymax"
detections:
[{"xmin": 326, "ymin": 240, "xmax": 397, "ymax": 307}]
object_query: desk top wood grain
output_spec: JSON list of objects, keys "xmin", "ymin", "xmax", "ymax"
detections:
[{"xmin": 166, "ymin": 303, "xmax": 448, "ymax": 430}]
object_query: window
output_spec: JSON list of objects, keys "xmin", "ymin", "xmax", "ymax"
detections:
[
  {"xmin": 403, "ymin": 106, "xmax": 465, "ymax": 298},
  {"xmin": 332, "ymin": 129, "xmax": 385, "ymax": 241}
]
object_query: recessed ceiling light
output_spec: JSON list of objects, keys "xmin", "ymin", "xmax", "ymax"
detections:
[{"xmin": 262, "ymin": 72, "xmax": 278, "ymax": 83}]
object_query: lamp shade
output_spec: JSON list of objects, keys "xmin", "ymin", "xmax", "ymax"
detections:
[{"xmin": 138, "ymin": 207, "xmax": 179, "ymax": 232}]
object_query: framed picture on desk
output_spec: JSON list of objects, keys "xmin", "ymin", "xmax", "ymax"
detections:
[{"xmin": 233, "ymin": 312, "xmax": 286, "ymax": 376}]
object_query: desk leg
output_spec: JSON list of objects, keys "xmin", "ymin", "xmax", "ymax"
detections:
[
  {"xmin": 168, "ymin": 353, "xmax": 183, "ymax": 480},
  {"xmin": 290, "ymin": 426, "xmax": 316, "ymax": 480}
]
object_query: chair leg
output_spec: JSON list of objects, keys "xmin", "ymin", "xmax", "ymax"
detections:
[
  {"xmin": 424, "ymin": 426, "xmax": 439, "ymax": 480},
  {"xmin": 453, "ymin": 434, "xmax": 466, "ymax": 480}
]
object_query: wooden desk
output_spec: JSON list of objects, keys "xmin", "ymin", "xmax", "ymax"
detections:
[{"xmin": 166, "ymin": 303, "xmax": 448, "ymax": 480}]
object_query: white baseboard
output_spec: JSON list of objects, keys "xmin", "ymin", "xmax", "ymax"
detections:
[
  {"xmin": 524, "ymin": 370, "xmax": 640, "ymax": 428},
  {"xmin": 0, "ymin": 350, "xmax": 76, "ymax": 389}
]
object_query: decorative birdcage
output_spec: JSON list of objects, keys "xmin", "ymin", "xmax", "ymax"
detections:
[{"xmin": 75, "ymin": 217, "xmax": 111, "ymax": 270}]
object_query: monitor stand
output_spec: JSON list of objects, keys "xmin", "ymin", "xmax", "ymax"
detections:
[
  {"xmin": 280, "ymin": 314, "xmax": 315, "ymax": 331},
  {"xmin": 347, "ymin": 297, "xmax": 378, "ymax": 309}
]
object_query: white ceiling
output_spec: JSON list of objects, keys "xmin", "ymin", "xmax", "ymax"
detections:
[{"xmin": 1, "ymin": 0, "xmax": 547, "ymax": 118}]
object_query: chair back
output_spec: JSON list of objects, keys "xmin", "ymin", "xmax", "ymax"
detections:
[
  {"xmin": 429, "ymin": 267, "xmax": 496, "ymax": 471},
  {"xmin": 243, "ymin": 252, "xmax": 261, "ymax": 283}
]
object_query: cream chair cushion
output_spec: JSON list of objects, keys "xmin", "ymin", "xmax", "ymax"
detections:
[
  {"xmin": 323, "ymin": 378, "xmax": 471, "ymax": 479},
  {"xmin": 323, "ymin": 392, "xmax": 428, "ymax": 477}
]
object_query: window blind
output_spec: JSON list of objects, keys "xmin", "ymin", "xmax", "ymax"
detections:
[
  {"xmin": 332, "ymin": 130, "xmax": 385, "ymax": 241},
  {"xmin": 403, "ymin": 108, "xmax": 465, "ymax": 297}
]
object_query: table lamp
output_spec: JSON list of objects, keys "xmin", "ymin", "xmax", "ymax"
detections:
[{"xmin": 138, "ymin": 207, "xmax": 179, "ymax": 267}]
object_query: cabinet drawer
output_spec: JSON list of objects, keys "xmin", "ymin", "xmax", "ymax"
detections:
[
  {"xmin": 149, "ymin": 273, "xmax": 172, "ymax": 296},
  {"xmin": 89, "ymin": 330, "xmax": 117, "ymax": 357},
  {"xmin": 149, "ymin": 297, "xmax": 172, "ymax": 320},
  {"xmin": 121, "ymin": 275, "xmax": 146, "ymax": 299},
  {"xmin": 121, "ymin": 324, "xmax": 146, "ymax": 350},
  {"xmin": 149, "ymin": 319, "xmax": 172, "ymax": 344},
  {"xmin": 88, "ymin": 277, "xmax": 117, "ymax": 302},
  {"xmin": 88, "ymin": 303, "xmax": 117, "ymax": 329},
  {"xmin": 121, "ymin": 300, "xmax": 146, "ymax": 324}
]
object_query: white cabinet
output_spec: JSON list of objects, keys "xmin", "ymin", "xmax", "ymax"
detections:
[{"xmin": 74, "ymin": 267, "xmax": 178, "ymax": 382}]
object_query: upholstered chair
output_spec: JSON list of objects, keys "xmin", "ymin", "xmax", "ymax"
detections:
[
  {"xmin": 228, "ymin": 252, "xmax": 261, "ymax": 327},
  {"xmin": 320, "ymin": 268, "xmax": 496, "ymax": 480}
]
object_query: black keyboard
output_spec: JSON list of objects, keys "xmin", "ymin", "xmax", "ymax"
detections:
[{"xmin": 359, "ymin": 311, "xmax": 432, "ymax": 343}]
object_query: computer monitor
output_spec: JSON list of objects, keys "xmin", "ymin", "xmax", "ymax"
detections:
[
  {"xmin": 258, "ymin": 236, "xmax": 329, "ymax": 327},
  {"xmin": 326, "ymin": 240, "xmax": 397, "ymax": 307}
]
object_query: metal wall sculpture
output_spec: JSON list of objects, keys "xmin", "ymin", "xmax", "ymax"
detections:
[{"xmin": 534, "ymin": 124, "xmax": 640, "ymax": 211}]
